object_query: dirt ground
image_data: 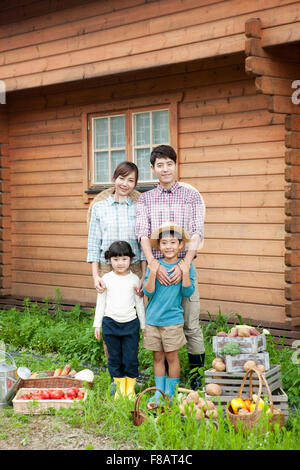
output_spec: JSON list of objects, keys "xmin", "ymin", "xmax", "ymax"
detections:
[{"xmin": 0, "ymin": 411, "xmax": 134, "ymax": 450}]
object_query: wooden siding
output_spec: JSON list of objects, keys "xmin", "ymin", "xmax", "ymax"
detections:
[
  {"xmin": 245, "ymin": 18, "xmax": 300, "ymax": 327},
  {"xmin": 1, "ymin": 0, "xmax": 300, "ymax": 92},
  {"xmin": 0, "ymin": 106, "xmax": 11, "ymax": 295},
  {"xmin": 6, "ymin": 53, "xmax": 287, "ymax": 324}
]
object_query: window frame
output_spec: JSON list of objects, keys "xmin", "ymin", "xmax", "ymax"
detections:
[{"xmin": 81, "ymin": 92, "xmax": 182, "ymax": 203}]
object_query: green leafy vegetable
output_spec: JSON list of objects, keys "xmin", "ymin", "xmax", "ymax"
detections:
[{"xmin": 221, "ymin": 342, "xmax": 242, "ymax": 356}]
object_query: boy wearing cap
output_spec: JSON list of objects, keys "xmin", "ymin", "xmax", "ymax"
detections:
[
  {"xmin": 136, "ymin": 144, "xmax": 205, "ymax": 390},
  {"xmin": 142, "ymin": 223, "xmax": 195, "ymax": 406}
]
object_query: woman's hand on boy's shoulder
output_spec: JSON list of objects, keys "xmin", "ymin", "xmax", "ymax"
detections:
[
  {"xmin": 178, "ymin": 259, "xmax": 191, "ymax": 274},
  {"xmin": 149, "ymin": 258, "xmax": 160, "ymax": 274}
]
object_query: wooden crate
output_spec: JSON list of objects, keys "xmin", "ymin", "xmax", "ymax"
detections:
[
  {"xmin": 213, "ymin": 334, "xmax": 266, "ymax": 355},
  {"xmin": 203, "ymin": 387, "xmax": 289, "ymax": 423},
  {"xmin": 221, "ymin": 352, "xmax": 270, "ymax": 373},
  {"xmin": 204, "ymin": 364, "xmax": 281, "ymax": 396},
  {"xmin": 12, "ymin": 388, "xmax": 87, "ymax": 415}
]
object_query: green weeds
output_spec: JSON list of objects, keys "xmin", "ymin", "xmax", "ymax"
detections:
[{"xmin": 0, "ymin": 296, "xmax": 299, "ymax": 450}]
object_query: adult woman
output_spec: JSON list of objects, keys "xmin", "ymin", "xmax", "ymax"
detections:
[{"xmin": 87, "ymin": 161, "xmax": 146, "ymax": 297}]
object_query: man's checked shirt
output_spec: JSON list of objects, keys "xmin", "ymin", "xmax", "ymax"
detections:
[
  {"xmin": 135, "ymin": 181, "xmax": 205, "ymax": 259},
  {"xmin": 87, "ymin": 194, "xmax": 145, "ymax": 265}
]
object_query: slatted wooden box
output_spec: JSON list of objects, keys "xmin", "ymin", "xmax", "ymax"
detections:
[
  {"xmin": 213, "ymin": 334, "xmax": 266, "ymax": 355},
  {"xmin": 204, "ymin": 364, "xmax": 281, "ymax": 396},
  {"xmin": 12, "ymin": 388, "xmax": 87, "ymax": 415},
  {"xmin": 220, "ymin": 352, "xmax": 270, "ymax": 373}
]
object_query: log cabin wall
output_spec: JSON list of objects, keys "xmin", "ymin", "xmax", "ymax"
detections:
[
  {"xmin": 0, "ymin": 106, "xmax": 11, "ymax": 296},
  {"xmin": 6, "ymin": 51, "xmax": 287, "ymax": 324},
  {"xmin": 1, "ymin": 0, "xmax": 300, "ymax": 93},
  {"xmin": 245, "ymin": 18, "xmax": 300, "ymax": 327}
]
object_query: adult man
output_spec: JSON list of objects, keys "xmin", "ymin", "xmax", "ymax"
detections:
[{"xmin": 135, "ymin": 145, "xmax": 205, "ymax": 390}]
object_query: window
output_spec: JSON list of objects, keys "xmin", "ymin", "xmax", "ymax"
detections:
[
  {"xmin": 89, "ymin": 108, "xmax": 170, "ymax": 186},
  {"xmin": 82, "ymin": 92, "xmax": 181, "ymax": 201},
  {"xmin": 93, "ymin": 114, "xmax": 126, "ymax": 184}
]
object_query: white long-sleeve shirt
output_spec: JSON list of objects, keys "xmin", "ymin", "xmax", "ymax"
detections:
[{"xmin": 93, "ymin": 270, "xmax": 146, "ymax": 329}]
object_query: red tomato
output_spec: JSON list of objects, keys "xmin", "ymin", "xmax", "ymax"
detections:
[
  {"xmin": 40, "ymin": 391, "xmax": 51, "ymax": 400},
  {"xmin": 31, "ymin": 393, "xmax": 42, "ymax": 400},
  {"xmin": 77, "ymin": 391, "xmax": 85, "ymax": 400},
  {"xmin": 65, "ymin": 388, "xmax": 77, "ymax": 399},
  {"xmin": 49, "ymin": 390, "xmax": 64, "ymax": 400},
  {"xmin": 20, "ymin": 394, "xmax": 31, "ymax": 400}
]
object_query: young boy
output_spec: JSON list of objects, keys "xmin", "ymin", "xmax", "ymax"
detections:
[{"xmin": 142, "ymin": 223, "xmax": 195, "ymax": 406}]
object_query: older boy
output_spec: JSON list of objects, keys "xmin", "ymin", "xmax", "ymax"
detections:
[
  {"xmin": 143, "ymin": 223, "xmax": 195, "ymax": 406},
  {"xmin": 136, "ymin": 145, "xmax": 205, "ymax": 389}
]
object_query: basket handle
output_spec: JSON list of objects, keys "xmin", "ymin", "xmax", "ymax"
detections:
[
  {"xmin": 238, "ymin": 367, "xmax": 264, "ymax": 414},
  {"xmin": 133, "ymin": 387, "xmax": 168, "ymax": 414}
]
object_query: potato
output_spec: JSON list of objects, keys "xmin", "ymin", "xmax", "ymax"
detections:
[
  {"xmin": 205, "ymin": 383, "xmax": 222, "ymax": 396},
  {"xmin": 195, "ymin": 408, "xmax": 205, "ymax": 420},
  {"xmin": 182, "ymin": 398, "xmax": 189, "ymax": 407},
  {"xmin": 212, "ymin": 358, "xmax": 223, "ymax": 368},
  {"xmin": 179, "ymin": 404, "xmax": 186, "ymax": 416},
  {"xmin": 250, "ymin": 328, "xmax": 260, "ymax": 336},
  {"xmin": 243, "ymin": 360, "xmax": 257, "ymax": 371},
  {"xmin": 256, "ymin": 364, "xmax": 265, "ymax": 374},
  {"xmin": 187, "ymin": 391, "xmax": 200, "ymax": 404},
  {"xmin": 238, "ymin": 328, "xmax": 251, "ymax": 337},
  {"xmin": 205, "ymin": 409, "xmax": 218, "ymax": 419},
  {"xmin": 214, "ymin": 361, "xmax": 226, "ymax": 372},
  {"xmin": 217, "ymin": 331, "xmax": 227, "ymax": 337},
  {"xmin": 205, "ymin": 400, "xmax": 216, "ymax": 410},
  {"xmin": 197, "ymin": 397, "xmax": 206, "ymax": 410},
  {"xmin": 228, "ymin": 328, "xmax": 238, "ymax": 337}
]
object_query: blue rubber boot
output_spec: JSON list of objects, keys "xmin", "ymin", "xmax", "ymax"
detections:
[
  {"xmin": 147, "ymin": 375, "xmax": 166, "ymax": 408},
  {"xmin": 165, "ymin": 377, "xmax": 180, "ymax": 404}
]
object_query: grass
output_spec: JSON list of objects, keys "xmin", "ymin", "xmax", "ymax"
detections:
[{"xmin": 0, "ymin": 295, "xmax": 299, "ymax": 450}]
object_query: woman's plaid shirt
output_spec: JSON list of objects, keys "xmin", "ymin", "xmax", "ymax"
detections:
[{"xmin": 87, "ymin": 194, "xmax": 145, "ymax": 265}]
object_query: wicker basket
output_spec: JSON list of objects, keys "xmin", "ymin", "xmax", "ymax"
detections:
[
  {"xmin": 130, "ymin": 387, "xmax": 170, "ymax": 426},
  {"xmin": 18, "ymin": 370, "xmax": 93, "ymax": 390},
  {"xmin": 226, "ymin": 367, "xmax": 285, "ymax": 433},
  {"xmin": 12, "ymin": 387, "xmax": 88, "ymax": 415}
]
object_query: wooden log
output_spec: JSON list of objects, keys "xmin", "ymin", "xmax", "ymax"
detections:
[
  {"xmin": 255, "ymin": 76, "xmax": 294, "ymax": 96},
  {"xmin": 285, "ymin": 149, "xmax": 300, "ymax": 165},
  {"xmin": 198, "ymin": 283, "xmax": 285, "ymax": 306},
  {"xmin": 285, "ymin": 284, "xmax": 300, "ymax": 301},
  {"xmin": 285, "ymin": 250, "xmax": 300, "ymax": 266},
  {"xmin": 286, "ymin": 300, "xmax": 300, "ymax": 317},
  {"xmin": 246, "ymin": 56, "xmax": 300, "ymax": 80},
  {"xmin": 245, "ymin": 18, "xmax": 262, "ymax": 39},
  {"xmin": 285, "ymin": 217, "xmax": 300, "ymax": 233},
  {"xmin": 285, "ymin": 234, "xmax": 300, "ymax": 250},
  {"xmin": 197, "ymin": 268, "xmax": 283, "ymax": 289},
  {"xmin": 180, "ymin": 158, "xmax": 284, "ymax": 179},
  {"xmin": 195, "ymin": 253, "xmax": 284, "ymax": 272},
  {"xmin": 285, "ymin": 115, "xmax": 300, "ymax": 132},
  {"xmin": 269, "ymin": 96, "xmax": 300, "ymax": 115},
  {"xmin": 286, "ymin": 132, "xmax": 300, "ymax": 149},
  {"xmin": 200, "ymin": 299, "xmax": 286, "ymax": 324},
  {"xmin": 180, "ymin": 140, "xmax": 284, "ymax": 164}
]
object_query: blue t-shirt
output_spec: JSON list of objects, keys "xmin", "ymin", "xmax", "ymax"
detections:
[{"xmin": 142, "ymin": 259, "xmax": 195, "ymax": 326}]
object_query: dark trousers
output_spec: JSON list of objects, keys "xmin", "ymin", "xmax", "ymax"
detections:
[{"xmin": 102, "ymin": 316, "xmax": 140, "ymax": 378}]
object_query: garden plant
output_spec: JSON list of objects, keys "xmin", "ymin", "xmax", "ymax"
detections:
[{"xmin": 0, "ymin": 293, "xmax": 299, "ymax": 450}]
